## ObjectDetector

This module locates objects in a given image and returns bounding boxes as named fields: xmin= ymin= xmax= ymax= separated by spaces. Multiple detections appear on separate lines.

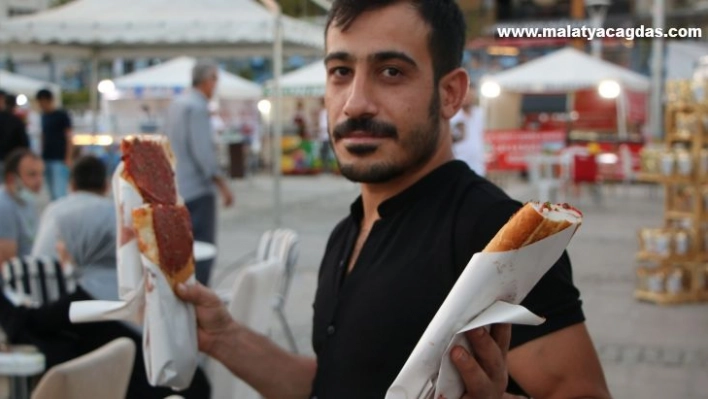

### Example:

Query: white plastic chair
xmin=30 ymin=337 xmax=135 ymax=399
xmin=1 ymin=256 xmax=77 ymax=307
xmin=263 ymin=229 xmax=300 ymax=354
xmin=208 ymin=258 xmax=282 ymax=399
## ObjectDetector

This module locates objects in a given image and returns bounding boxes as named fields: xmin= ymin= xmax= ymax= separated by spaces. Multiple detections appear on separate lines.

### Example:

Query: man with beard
xmin=177 ymin=1 xmax=611 ymax=398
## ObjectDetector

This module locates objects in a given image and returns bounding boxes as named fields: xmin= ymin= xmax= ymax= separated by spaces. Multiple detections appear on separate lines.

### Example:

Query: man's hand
xmin=176 ymin=282 xmax=235 ymax=356
xmin=451 ymin=324 xmax=511 ymax=399
xmin=220 ymin=185 xmax=234 ymax=207
xmin=214 ymin=176 xmax=234 ymax=207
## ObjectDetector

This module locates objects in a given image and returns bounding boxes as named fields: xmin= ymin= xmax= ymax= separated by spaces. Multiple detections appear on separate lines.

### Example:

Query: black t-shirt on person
xmin=310 ymin=160 xmax=585 ymax=398
xmin=41 ymin=109 xmax=72 ymax=161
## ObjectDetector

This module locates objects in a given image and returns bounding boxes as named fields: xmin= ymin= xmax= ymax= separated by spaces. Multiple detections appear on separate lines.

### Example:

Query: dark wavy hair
xmin=325 ymin=0 xmax=467 ymax=83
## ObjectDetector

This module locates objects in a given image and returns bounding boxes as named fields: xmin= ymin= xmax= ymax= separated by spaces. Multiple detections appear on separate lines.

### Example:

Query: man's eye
xmin=329 ymin=67 xmax=351 ymax=77
xmin=382 ymin=68 xmax=402 ymax=78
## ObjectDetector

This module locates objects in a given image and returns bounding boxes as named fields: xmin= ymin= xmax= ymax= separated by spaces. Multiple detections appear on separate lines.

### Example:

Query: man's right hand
xmin=176 ymin=282 xmax=235 ymax=356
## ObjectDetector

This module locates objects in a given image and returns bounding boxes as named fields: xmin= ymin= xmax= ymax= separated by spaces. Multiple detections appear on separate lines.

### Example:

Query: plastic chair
xmin=30 ymin=338 xmax=135 ymax=399
xmin=264 ymin=229 xmax=300 ymax=354
xmin=208 ymin=258 xmax=282 ymax=399
xmin=0 ymin=256 xmax=78 ymax=306
xmin=210 ymin=228 xmax=301 ymax=354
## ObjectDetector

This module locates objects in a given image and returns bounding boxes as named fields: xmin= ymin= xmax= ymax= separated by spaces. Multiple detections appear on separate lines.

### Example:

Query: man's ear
xmin=438 ymin=68 xmax=469 ymax=120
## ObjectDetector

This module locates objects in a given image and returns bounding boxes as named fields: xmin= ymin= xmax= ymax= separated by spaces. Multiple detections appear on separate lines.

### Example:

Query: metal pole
xmin=273 ymin=11 xmax=283 ymax=227
xmin=617 ymin=90 xmax=628 ymax=140
xmin=650 ymin=0 xmax=665 ymax=140
xmin=89 ymin=50 xmax=99 ymax=134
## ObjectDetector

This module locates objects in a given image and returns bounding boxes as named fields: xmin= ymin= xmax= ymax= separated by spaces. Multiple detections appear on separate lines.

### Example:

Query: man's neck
xmin=358 ymin=145 xmax=454 ymax=225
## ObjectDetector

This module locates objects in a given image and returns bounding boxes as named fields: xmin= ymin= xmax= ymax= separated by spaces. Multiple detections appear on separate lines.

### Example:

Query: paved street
xmin=209 ymin=173 xmax=708 ymax=399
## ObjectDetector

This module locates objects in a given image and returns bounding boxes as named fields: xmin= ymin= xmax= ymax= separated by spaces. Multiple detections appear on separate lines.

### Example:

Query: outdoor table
xmin=194 ymin=241 xmax=217 ymax=262
xmin=0 ymin=345 xmax=45 ymax=399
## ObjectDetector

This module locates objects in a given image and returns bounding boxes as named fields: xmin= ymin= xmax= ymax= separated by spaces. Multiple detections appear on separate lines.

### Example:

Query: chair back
xmin=266 ymin=229 xmax=299 ymax=308
xmin=30 ymin=337 xmax=135 ymax=399
xmin=1 ymin=256 xmax=77 ymax=306
xmin=209 ymin=258 xmax=282 ymax=399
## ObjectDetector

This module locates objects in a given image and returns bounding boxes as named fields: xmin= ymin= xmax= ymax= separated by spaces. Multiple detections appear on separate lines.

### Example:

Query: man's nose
xmin=342 ymin=75 xmax=377 ymax=119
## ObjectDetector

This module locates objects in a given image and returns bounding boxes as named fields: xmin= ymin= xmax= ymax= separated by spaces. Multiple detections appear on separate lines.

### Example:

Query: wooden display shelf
xmin=665 ymin=210 xmax=697 ymax=220
xmin=636 ymin=83 xmax=708 ymax=305
xmin=635 ymin=251 xmax=696 ymax=262
xmin=634 ymin=289 xmax=699 ymax=305
xmin=636 ymin=173 xmax=696 ymax=184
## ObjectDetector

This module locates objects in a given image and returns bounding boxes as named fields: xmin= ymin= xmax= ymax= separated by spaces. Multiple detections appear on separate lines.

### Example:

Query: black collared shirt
xmin=311 ymin=161 xmax=584 ymax=398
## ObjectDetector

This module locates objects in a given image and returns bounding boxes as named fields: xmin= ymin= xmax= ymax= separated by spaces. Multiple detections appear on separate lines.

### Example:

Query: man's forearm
xmin=211 ymin=321 xmax=317 ymax=399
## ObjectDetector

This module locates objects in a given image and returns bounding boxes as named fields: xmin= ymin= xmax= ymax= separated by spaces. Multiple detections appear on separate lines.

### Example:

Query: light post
xmin=260 ymin=0 xmax=284 ymax=228
xmin=598 ymin=79 xmax=628 ymax=140
xmin=584 ymin=0 xmax=611 ymax=59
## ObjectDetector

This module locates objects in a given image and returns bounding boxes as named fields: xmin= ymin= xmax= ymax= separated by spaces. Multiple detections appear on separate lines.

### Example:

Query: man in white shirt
xmin=32 ymin=155 xmax=114 ymax=259
xmin=317 ymin=98 xmax=332 ymax=171
xmin=450 ymin=85 xmax=486 ymax=176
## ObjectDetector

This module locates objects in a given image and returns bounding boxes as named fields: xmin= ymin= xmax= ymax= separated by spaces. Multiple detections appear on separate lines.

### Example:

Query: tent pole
xmin=617 ymin=90 xmax=628 ymax=141
xmin=649 ymin=0 xmax=665 ymax=140
xmin=89 ymin=50 xmax=99 ymax=134
xmin=272 ymin=9 xmax=284 ymax=228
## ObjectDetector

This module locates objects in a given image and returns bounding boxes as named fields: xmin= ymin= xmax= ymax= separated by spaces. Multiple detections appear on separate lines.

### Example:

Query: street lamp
xmin=598 ymin=79 xmax=629 ymax=140
xmin=481 ymin=81 xmax=501 ymax=98
xmin=585 ymin=0 xmax=611 ymax=58
xmin=598 ymin=79 xmax=620 ymax=99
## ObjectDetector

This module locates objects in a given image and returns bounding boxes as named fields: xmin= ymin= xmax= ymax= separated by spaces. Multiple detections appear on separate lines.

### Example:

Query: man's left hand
xmin=451 ymin=323 xmax=511 ymax=399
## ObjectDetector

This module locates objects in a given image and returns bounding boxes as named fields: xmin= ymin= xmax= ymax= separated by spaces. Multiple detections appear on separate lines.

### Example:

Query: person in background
xmin=293 ymin=98 xmax=309 ymax=140
xmin=451 ymin=84 xmax=486 ymax=177
xmin=0 ymin=149 xmax=44 ymax=265
xmin=317 ymin=97 xmax=332 ymax=172
xmin=32 ymin=155 xmax=113 ymax=259
xmin=0 ymin=93 xmax=30 ymax=178
xmin=164 ymin=61 xmax=234 ymax=286
xmin=0 ymin=89 xmax=6 ymax=112
xmin=36 ymin=89 xmax=73 ymax=200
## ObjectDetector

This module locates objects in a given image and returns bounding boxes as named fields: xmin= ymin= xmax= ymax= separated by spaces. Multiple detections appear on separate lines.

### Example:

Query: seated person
xmin=32 ymin=155 xmax=113 ymax=259
xmin=0 ymin=149 xmax=44 ymax=265
xmin=0 ymin=198 xmax=211 ymax=398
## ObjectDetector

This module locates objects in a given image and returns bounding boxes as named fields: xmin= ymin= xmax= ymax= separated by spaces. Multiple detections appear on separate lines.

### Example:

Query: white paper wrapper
xmin=386 ymin=224 xmax=579 ymax=399
xmin=69 ymin=161 xmax=198 ymax=391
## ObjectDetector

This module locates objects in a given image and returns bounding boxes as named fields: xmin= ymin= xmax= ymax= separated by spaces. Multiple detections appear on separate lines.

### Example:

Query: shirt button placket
xmin=327 ymin=325 xmax=336 ymax=336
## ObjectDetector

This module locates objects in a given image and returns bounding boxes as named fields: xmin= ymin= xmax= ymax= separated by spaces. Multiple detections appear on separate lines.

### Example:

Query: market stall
xmin=263 ymin=59 xmax=332 ymax=174
xmin=635 ymin=79 xmax=708 ymax=305
xmin=106 ymin=56 xmax=263 ymax=136
xmin=0 ymin=70 xmax=61 ymax=105
xmin=480 ymin=47 xmax=650 ymax=177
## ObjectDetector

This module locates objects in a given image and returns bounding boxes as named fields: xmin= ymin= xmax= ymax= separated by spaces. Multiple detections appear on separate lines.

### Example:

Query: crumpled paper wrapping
xmin=386 ymin=224 xmax=580 ymax=399
xmin=68 ymin=163 xmax=198 ymax=391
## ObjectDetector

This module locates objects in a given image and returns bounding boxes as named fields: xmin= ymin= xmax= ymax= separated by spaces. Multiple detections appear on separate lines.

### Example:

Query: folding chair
xmin=208 ymin=258 xmax=282 ymax=399
xmin=31 ymin=338 xmax=135 ymax=399
xmin=263 ymin=229 xmax=300 ymax=354
xmin=0 ymin=256 xmax=78 ymax=307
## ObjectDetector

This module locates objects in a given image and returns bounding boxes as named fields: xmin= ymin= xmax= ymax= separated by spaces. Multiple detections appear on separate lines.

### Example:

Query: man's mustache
xmin=332 ymin=118 xmax=398 ymax=140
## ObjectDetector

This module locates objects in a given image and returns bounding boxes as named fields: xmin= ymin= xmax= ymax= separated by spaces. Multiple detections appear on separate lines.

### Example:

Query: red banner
xmin=485 ymin=129 xmax=566 ymax=171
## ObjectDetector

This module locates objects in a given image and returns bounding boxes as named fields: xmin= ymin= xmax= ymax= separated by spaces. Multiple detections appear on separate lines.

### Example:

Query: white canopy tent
xmin=0 ymin=0 xmax=323 ymax=59
xmin=105 ymin=57 xmax=263 ymax=136
xmin=265 ymin=60 xmax=325 ymax=97
xmin=113 ymin=56 xmax=262 ymax=100
xmin=481 ymin=47 xmax=650 ymax=139
xmin=484 ymin=47 xmax=650 ymax=93
xmin=0 ymin=0 xmax=326 ymax=227
xmin=0 ymin=69 xmax=61 ymax=103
